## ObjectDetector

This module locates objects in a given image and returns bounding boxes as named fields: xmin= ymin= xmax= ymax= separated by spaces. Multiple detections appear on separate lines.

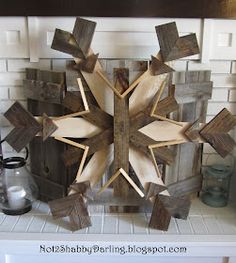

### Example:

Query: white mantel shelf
xmin=1 ymin=198 xmax=236 ymax=262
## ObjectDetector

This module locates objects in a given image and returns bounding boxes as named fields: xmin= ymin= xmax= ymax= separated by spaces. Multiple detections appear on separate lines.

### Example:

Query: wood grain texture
xmin=68 ymin=181 xmax=94 ymax=200
xmin=113 ymin=68 xmax=130 ymax=197
xmin=32 ymin=173 xmax=66 ymax=201
xmin=74 ymin=53 xmax=99 ymax=73
xmin=72 ymin=17 xmax=96 ymax=58
xmin=62 ymin=128 xmax=113 ymax=166
xmin=156 ymin=22 xmax=199 ymax=62
xmin=167 ymin=175 xmax=202 ymax=197
xmin=42 ymin=113 xmax=58 ymax=141
xmin=130 ymin=131 xmax=175 ymax=165
xmin=153 ymin=96 xmax=179 ymax=116
xmin=150 ymin=56 xmax=174 ymax=75
xmin=49 ymin=193 xmax=91 ymax=231
xmin=4 ymin=101 xmax=42 ymax=152
xmin=184 ymin=119 xmax=200 ymax=142
xmin=149 ymin=195 xmax=171 ymax=231
xmin=200 ymin=108 xmax=236 ymax=157
xmin=51 ymin=28 xmax=85 ymax=58
xmin=145 ymin=182 xmax=167 ymax=200
xmin=23 ymin=79 xmax=64 ymax=104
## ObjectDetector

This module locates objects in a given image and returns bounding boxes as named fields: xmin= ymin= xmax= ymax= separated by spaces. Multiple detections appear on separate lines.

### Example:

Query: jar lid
xmin=205 ymin=164 xmax=232 ymax=179
xmin=2 ymin=157 xmax=26 ymax=169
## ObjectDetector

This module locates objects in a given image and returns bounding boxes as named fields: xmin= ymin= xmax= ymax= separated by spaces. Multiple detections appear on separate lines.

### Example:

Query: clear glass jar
xmin=201 ymin=164 xmax=232 ymax=207
xmin=0 ymin=156 xmax=38 ymax=215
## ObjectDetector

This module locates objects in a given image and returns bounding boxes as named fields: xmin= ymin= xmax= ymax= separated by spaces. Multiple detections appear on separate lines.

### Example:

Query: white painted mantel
xmin=1 ymin=17 xmax=236 ymax=263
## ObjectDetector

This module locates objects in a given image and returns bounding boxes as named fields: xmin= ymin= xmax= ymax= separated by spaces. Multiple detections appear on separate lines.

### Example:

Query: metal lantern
xmin=0 ymin=149 xmax=39 ymax=215
xmin=201 ymin=164 xmax=232 ymax=207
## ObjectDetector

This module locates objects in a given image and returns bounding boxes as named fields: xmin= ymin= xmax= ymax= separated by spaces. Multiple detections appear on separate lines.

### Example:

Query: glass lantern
xmin=201 ymin=164 xmax=232 ymax=207
xmin=0 ymin=152 xmax=39 ymax=215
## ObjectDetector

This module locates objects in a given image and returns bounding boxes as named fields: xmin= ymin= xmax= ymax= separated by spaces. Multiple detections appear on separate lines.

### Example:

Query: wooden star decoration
xmin=3 ymin=17 xmax=236 ymax=232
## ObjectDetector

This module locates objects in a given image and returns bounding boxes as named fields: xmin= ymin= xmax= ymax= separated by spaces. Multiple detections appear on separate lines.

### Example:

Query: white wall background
xmin=0 ymin=17 xmax=236 ymax=196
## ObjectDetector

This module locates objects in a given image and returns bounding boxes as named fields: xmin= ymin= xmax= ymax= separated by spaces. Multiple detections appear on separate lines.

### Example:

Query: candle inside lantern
xmin=7 ymin=185 xmax=26 ymax=209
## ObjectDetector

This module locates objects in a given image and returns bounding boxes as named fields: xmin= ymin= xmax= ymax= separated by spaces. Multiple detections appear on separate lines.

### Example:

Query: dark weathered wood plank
xmin=200 ymin=108 xmax=236 ymax=157
xmin=149 ymin=195 xmax=171 ymax=231
xmin=130 ymin=131 xmax=175 ymax=165
xmin=184 ymin=119 xmax=200 ymax=142
xmin=32 ymin=173 xmax=66 ymax=201
xmin=26 ymin=68 xmax=66 ymax=85
xmin=154 ymin=96 xmax=179 ymax=116
xmin=42 ymin=113 xmax=58 ymax=141
xmin=72 ymin=17 xmax=97 ymax=57
xmin=49 ymin=193 xmax=91 ymax=231
xmin=62 ymin=128 xmax=113 ymax=166
xmin=113 ymin=68 xmax=130 ymax=197
xmin=156 ymin=22 xmax=199 ymax=62
xmin=23 ymin=79 xmax=64 ymax=104
xmin=4 ymin=102 xmax=42 ymax=152
xmin=51 ymin=28 xmax=84 ymax=58
xmin=74 ymin=53 xmax=99 ymax=73
xmin=150 ymin=56 xmax=174 ymax=75
xmin=2 ymin=0 xmax=236 ymax=18
xmin=145 ymin=182 xmax=167 ymax=200
xmin=167 ymin=176 xmax=202 ymax=197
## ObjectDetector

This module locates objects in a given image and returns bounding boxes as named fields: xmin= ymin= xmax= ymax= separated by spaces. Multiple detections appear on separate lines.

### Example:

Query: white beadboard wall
xmin=0 ymin=17 xmax=236 ymax=183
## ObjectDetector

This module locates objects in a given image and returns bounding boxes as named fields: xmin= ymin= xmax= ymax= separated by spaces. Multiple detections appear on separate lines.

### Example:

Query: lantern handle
xmin=204 ymin=153 xmax=235 ymax=173
xmin=0 ymin=139 xmax=29 ymax=161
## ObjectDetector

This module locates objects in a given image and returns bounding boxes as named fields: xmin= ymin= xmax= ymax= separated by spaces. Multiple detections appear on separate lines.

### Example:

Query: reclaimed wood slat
xmin=51 ymin=28 xmax=84 ymax=58
xmin=4 ymin=101 xmax=42 ymax=152
xmin=156 ymin=22 xmax=199 ymax=62
xmin=113 ymin=68 xmax=130 ymax=197
xmin=42 ymin=113 xmax=58 ymax=141
xmin=150 ymin=56 xmax=174 ymax=75
xmin=72 ymin=17 xmax=97 ymax=58
xmin=23 ymin=79 xmax=64 ymax=104
xmin=200 ymin=108 xmax=236 ymax=157
xmin=49 ymin=193 xmax=91 ymax=231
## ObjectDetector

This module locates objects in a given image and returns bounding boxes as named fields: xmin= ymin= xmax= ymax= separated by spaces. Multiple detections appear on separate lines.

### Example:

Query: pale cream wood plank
xmin=149 ymin=139 xmax=186 ymax=149
xmin=76 ymin=145 xmax=114 ymax=187
xmin=77 ymin=77 xmax=89 ymax=111
xmin=97 ymin=170 xmax=121 ymax=195
xmin=119 ymin=168 xmax=145 ymax=197
xmin=76 ymin=146 xmax=89 ymax=178
xmin=150 ymin=79 xmax=167 ymax=115
xmin=129 ymin=147 xmax=169 ymax=196
xmin=129 ymin=72 xmax=169 ymax=116
xmin=35 ymin=117 xmax=101 ymax=138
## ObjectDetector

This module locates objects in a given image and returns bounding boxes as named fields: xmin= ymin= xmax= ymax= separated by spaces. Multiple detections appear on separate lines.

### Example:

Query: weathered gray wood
xmin=42 ymin=113 xmax=58 ymax=141
xmin=49 ymin=193 xmax=91 ymax=231
xmin=62 ymin=128 xmax=113 ymax=166
xmin=150 ymin=55 xmax=174 ymax=75
xmin=200 ymin=108 xmax=236 ymax=157
xmin=165 ymin=70 xmax=212 ymax=190
xmin=149 ymin=195 xmax=171 ymax=231
xmin=113 ymin=68 xmax=130 ymax=197
xmin=4 ymin=102 xmax=42 ymax=152
xmin=74 ymin=53 xmax=99 ymax=73
xmin=51 ymin=28 xmax=85 ymax=58
xmin=167 ymin=175 xmax=202 ymax=197
xmin=153 ymin=96 xmax=179 ymax=116
xmin=32 ymin=173 xmax=66 ymax=201
xmin=130 ymin=131 xmax=175 ymax=165
xmin=156 ymin=22 xmax=200 ymax=62
xmin=23 ymin=79 xmax=64 ymax=104
xmin=27 ymin=68 xmax=70 ymax=202
xmin=184 ymin=119 xmax=200 ymax=142
xmin=72 ymin=17 xmax=96 ymax=57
